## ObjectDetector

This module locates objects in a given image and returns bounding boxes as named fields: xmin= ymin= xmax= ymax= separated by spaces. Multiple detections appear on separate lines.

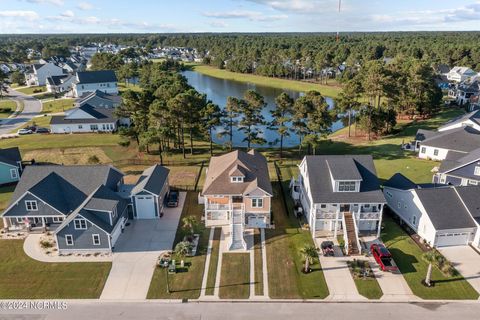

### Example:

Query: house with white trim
xmin=291 ymin=155 xmax=386 ymax=255
xmin=25 ymin=63 xmax=64 ymax=86
xmin=447 ymin=67 xmax=477 ymax=83
xmin=72 ymin=70 xmax=118 ymax=98
xmin=0 ymin=147 xmax=22 ymax=185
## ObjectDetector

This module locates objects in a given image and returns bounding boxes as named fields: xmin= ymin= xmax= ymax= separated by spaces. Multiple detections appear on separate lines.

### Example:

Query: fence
xmin=273 ymin=160 xmax=291 ymax=217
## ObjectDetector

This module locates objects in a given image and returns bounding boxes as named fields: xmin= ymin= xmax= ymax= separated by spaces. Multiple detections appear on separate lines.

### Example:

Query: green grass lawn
xmin=15 ymin=86 xmax=46 ymax=95
xmin=118 ymin=82 xmax=143 ymax=93
xmin=266 ymin=175 xmax=329 ymax=299
xmin=0 ymin=133 xmax=122 ymax=150
xmin=205 ymin=227 xmax=221 ymax=295
xmin=42 ymin=99 xmax=75 ymax=114
xmin=219 ymin=253 xmax=250 ymax=299
xmin=0 ymin=185 xmax=15 ymax=211
xmin=353 ymin=277 xmax=383 ymax=300
xmin=0 ymin=100 xmax=17 ymax=117
xmin=0 ymin=240 xmax=111 ymax=299
xmin=190 ymin=64 xmax=342 ymax=98
xmin=147 ymin=192 xmax=209 ymax=299
xmin=382 ymin=217 xmax=479 ymax=300
xmin=254 ymin=230 xmax=264 ymax=296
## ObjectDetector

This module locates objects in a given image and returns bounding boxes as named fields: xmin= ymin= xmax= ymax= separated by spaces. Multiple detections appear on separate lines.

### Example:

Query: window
xmin=16 ymin=217 xmax=24 ymax=223
xmin=475 ymin=166 xmax=480 ymax=176
xmin=338 ymin=181 xmax=356 ymax=192
xmin=90 ymin=124 xmax=98 ymax=131
xmin=320 ymin=204 xmax=327 ymax=209
xmin=440 ymin=175 xmax=446 ymax=184
xmin=421 ymin=147 xmax=426 ymax=154
xmin=412 ymin=216 xmax=417 ymax=225
xmin=74 ymin=219 xmax=87 ymax=230
xmin=469 ymin=180 xmax=478 ymax=186
xmin=92 ymin=234 xmax=101 ymax=245
xmin=10 ymin=169 xmax=18 ymax=179
xmin=65 ymin=235 xmax=74 ymax=246
xmin=397 ymin=201 xmax=401 ymax=209
xmin=433 ymin=149 xmax=439 ymax=156
xmin=102 ymin=124 xmax=106 ymax=130
xmin=25 ymin=200 xmax=38 ymax=211
xmin=52 ymin=217 xmax=63 ymax=223
xmin=78 ymin=125 xmax=83 ymax=129
xmin=386 ymin=191 xmax=393 ymax=198
xmin=231 ymin=176 xmax=243 ymax=183
xmin=251 ymin=198 xmax=263 ymax=208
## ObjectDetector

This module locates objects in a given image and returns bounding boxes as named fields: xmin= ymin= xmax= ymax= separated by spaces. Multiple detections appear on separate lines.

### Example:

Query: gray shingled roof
xmin=438 ymin=148 xmax=480 ymax=173
xmin=84 ymin=185 xmax=123 ymax=212
xmin=415 ymin=129 xmax=436 ymax=141
xmin=132 ymin=165 xmax=169 ymax=196
xmin=383 ymin=173 xmax=440 ymax=190
xmin=326 ymin=158 xmax=363 ymax=181
xmin=455 ymin=186 xmax=480 ymax=224
xmin=50 ymin=105 xmax=116 ymax=125
xmin=303 ymin=155 xmax=385 ymax=204
xmin=0 ymin=147 xmax=21 ymax=167
xmin=76 ymin=70 xmax=117 ymax=84
xmin=414 ymin=187 xmax=477 ymax=230
xmin=421 ymin=126 xmax=480 ymax=153
xmin=202 ymin=150 xmax=273 ymax=196
xmin=438 ymin=110 xmax=480 ymax=131
xmin=46 ymin=75 xmax=69 ymax=86
xmin=78 ymin=90 xmax=122 ymax=106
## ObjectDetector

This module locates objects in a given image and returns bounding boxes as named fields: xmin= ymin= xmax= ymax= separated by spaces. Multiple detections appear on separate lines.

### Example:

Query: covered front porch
xmin=2 ymin=216 xmax=64 ymax=233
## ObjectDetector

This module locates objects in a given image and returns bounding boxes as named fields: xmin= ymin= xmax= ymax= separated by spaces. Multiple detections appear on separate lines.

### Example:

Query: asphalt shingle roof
xmin=132 ymin=165 xmax=169 ymax=196
xmin=415 ymin=129 xmax=436 ymax=141
xmin=0 ymin=147 xmax=21 ymax=167
xmin=421 ymin=126 xmax=480 ymax=153
xmin=438 ymin=148 xmax=480 ymax=173
xmin=303 ymin=155 xmax=385 ymax=204
xmin=76 ymin=70 xmax=117 ymax=84
xmin=438 ymin=110 xmax=480 ymax=131
xmin=50 ymin=105 xmax=116 ymax=125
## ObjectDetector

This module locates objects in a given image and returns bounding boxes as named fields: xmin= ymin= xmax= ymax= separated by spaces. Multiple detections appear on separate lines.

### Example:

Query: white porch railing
xmin=352 ymin=215 xmax=362 ymax=254
xmin=205 ymin=203 xmax=231 ymax=211
xmin=342 ymin=213 xmax=349 ymax=255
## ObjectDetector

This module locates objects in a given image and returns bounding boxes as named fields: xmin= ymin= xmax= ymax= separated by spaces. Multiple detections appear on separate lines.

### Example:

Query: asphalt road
xmin=0 ymin=88 xmax=42 ymax=135
xmin=0 ymin=301 xmax=479 ymax=320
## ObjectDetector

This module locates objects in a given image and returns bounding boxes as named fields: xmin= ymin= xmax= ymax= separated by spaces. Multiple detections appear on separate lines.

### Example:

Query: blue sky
xmin=0 ymin=0 xmax=479 ymax=33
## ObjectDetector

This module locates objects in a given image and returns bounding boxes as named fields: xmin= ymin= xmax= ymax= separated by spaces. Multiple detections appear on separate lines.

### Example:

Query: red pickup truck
xmin=370 ymin=243 xmax=398 ymax=272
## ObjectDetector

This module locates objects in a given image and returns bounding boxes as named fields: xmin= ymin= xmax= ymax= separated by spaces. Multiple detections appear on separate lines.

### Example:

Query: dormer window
xmin=25 ymin=200 xmax=38 ymax=211
xmin=338 ymin=181 xmax=356 ymax=192
xmin=231 ymin=176 xmax=244 ymax=183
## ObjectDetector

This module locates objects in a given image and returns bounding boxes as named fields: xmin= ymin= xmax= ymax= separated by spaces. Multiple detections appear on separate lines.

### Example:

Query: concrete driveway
xmin=100 ymin=192 xmax=185 ymax=300
xmin=0 ymin=88 xmax=42 ymax=135
xmin=439 ymin=246 xmax=480 ymax=294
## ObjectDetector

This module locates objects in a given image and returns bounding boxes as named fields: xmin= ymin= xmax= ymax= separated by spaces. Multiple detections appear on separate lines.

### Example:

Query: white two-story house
xmin=72 ymin=70 xmax=118 ymax=98
xmin=291 ymin=155 xmax=386 ymax=255
xmin=26 ymin=63 xmax=64 ymax=86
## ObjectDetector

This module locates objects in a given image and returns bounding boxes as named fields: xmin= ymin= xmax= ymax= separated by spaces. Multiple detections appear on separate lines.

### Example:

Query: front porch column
xmin=333 ymin=209 xmax=339 ymax=238
xmin=42 ymin=217 xmax=45 ymax=228
xmin=2 ymin=217 xmax=8 ymax=229
xmin=377 ymin=204 xmax=384 ymax=238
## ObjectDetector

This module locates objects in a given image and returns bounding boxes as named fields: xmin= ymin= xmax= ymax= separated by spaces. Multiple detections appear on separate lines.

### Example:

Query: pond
xmin=182 ymin=70 xmax=343 ymax=148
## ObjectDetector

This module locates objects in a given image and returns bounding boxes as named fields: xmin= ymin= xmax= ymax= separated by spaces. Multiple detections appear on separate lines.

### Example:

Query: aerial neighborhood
xmin=1 ymin=31 xmax=480 ymax=311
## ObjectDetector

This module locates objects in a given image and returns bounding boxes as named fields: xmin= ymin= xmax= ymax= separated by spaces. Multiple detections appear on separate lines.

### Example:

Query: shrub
xmin=40 ymin=240 xmax=53 ymax=249
xmin=118 ymin=139 xmax=130 ymax=147
xmin=88 ymin=155 xmax=100 ymax=164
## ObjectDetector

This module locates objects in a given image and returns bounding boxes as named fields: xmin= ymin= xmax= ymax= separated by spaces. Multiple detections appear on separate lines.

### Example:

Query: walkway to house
xmin=100 ymin=192 xmax=185 ymax=300
xmin=315 ymin=237 xmax=365 ymax=301
xmin=23 ymin=233 xmax=113 ymax=262
xmin=439 ymin=246 xmax=480 ymax=297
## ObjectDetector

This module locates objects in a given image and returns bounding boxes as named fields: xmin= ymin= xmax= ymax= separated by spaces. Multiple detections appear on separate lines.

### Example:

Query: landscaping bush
xmin=0 ymin=108 xmax=12 ymax=113
xmin=40 ymin=240 xmax=53 ymax=249
xmin=88 ymin=155 xmax=100 ymax=164
xmin=422 ymin=250 xmax=457 ymax=277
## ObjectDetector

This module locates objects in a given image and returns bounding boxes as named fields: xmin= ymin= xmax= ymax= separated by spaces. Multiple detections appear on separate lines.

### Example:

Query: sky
xmin=0 ymin=0 xmax=479 ymax=34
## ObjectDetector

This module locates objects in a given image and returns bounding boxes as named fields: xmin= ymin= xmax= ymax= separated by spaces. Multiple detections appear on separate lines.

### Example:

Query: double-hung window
xmin=65 ymin=235 xmax=74 ymax=246
xmin=92 ymin=234 xmax=101 ymax=245
xmin=338 ymin=181 xmax=356 ymax=192
xmin=74 ymin=219 xmax=87 ymax=230
xmin=25 ymin=200 xmax=38 ymax=211
xmin=10 ymin=169 xmax=18 ymax=179
xmin=251 ymin=198 xmax=263 ymax=208
xmin=475 ymin=166 xmax=480 ymax=176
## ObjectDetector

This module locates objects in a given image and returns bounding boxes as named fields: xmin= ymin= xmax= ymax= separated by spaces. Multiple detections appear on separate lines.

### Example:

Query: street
xmin=0 ymin=301 xmax=480 ymax=320
xmin=0 ymin=88 xmax=42 ymax=135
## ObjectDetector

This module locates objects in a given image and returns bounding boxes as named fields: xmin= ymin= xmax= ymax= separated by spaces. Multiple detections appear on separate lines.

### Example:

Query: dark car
xmin=321 ymin=241 xmax=335 ymax=257
xmin=25 ymin=125 xmax=37 ymax=133
xmin=166 ymin=190 xmax=179 ymax=208
xmin=35 ymin=127 xmax=50 ymax=134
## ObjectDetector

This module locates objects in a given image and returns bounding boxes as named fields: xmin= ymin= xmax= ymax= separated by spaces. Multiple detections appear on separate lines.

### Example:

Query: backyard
xmin=15 ymin=86 xmax=46 ymax=95
xmin=41 ymin=98 xmax=75 ymax=114
xmin=381 ymin=216 xmax=479 ymax=300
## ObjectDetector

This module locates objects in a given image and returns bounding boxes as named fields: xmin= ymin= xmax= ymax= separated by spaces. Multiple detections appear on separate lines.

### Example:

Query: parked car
xmin=370 ymin=243 xmax=398 ymax=272
xmin=35 ymin=127 xmax=50 ymax=134
xmin=25 ymin=125 xmax=37 ymax=132
xmin=17 ymin=128 xmax=33 ymax=135
xmin=166 ymin=190 xmax=179 ymax=207
xmin=321 ymin=241 xmax=335 ymax=256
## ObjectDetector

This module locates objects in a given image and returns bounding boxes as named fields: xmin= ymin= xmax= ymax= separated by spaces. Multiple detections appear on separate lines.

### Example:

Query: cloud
xmin=203 ymin=10 xmax=287 ymax=21
xmin=0 ymin=10 xmax=39 ymax=20
xmin=209 ymin=20 xmax=229 ymax=28
xmin=26 ymin=0 xmax=64 ymax=5
xmin=244 ymin=0 xmax=338 ymax=14
xmin=77 ymin=2 xmax=94 ymax=10
xmin=60 ymin=10 xmax=75 ymax=18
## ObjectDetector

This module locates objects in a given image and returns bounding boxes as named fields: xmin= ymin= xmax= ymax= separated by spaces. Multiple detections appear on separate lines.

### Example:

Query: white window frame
xmin=78 ymin=125 xmax=83 ymax=129
xmin=25 ymin=200 xmax=38 ymax=211
xmin=10 ymin=168 xmax=18 ymax=179
xmin=52 ymin=217 xmax=63 ymax=223
xmin=421 ymin=147 xmax=426 ymax=154
xmin=338 ymin=181 xmax=356 ymax=192
xmin=475 ymin=166 xmax=480 ymax=176
xmin=74 ymin=219 xmax=87 ymax=230
xmin=16 ymin=217 xmax=24 ymax=223
xmin=412 ymin=215 xmax=417 ymax=225
xmin=92 ymin=234 xmax=101 ymax=246
xmin=231 ymin=176 xmax=244 ymax=183
xmin=251 ymin=198 xmax=264 ymax=208
xmin=65 ymin=235 xmax=74 ymax=246
xmin=433 ymin=149 xmax=439 ymax=156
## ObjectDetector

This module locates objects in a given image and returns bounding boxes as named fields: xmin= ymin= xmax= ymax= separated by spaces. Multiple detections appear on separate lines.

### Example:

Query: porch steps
xmin=344 ymin=212 xmax=359 ymax=255
xmin=230 ymin=210 xmax=246 ymax=251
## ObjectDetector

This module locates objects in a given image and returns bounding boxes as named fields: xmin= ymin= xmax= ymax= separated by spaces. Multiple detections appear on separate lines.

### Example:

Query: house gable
xmin=2 ymin=192 xmax=64 ymax=217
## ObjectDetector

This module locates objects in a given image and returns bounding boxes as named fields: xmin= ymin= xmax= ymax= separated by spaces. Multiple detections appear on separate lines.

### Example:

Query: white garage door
xmin=435 ymin=232 xmax=471 ymax=247
xmin=135 ymin=196 xmax=157 ymax=219
xmin=249 ymin=215 xmax=266 ymax=228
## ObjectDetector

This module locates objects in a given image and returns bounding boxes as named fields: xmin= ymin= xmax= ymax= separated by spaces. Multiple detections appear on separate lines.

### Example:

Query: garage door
xmin=435 ymin=232 xmax=471 ymax=247
xmin=249 ymin=215 xmax=266 ymax=228
xmin=135 ymin=196 xmax=157 ymax=219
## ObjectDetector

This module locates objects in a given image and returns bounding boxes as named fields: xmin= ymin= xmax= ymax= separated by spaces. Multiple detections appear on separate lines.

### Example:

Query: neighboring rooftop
xmin=415 ymin=129 xmax=436 ymax=142
xmin=421 ymin=126 xmax=480 ymax=153
xmin=383 ymin=173 xmax=441 ymax=190
xmin=132 ymin=164 xmax=169 ymax=196
xmin=438 ymin=110 xmax=480 ymax=131
xmin=50 ymin=105 xmax=116 ymax=125
xmin=76 ymin=70 xmax=117 ymax=84
xmin=438 ymin=148 xmax=480 ymax=173
xmin=0 ymin=147 xmax=21 ymax=167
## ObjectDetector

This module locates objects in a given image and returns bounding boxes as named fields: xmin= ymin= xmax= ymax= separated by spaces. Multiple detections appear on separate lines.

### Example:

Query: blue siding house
xmin=0 ymin=147 xmax=22 ymax=185
xmin=434 ymin=148 xmax=480 ymax=186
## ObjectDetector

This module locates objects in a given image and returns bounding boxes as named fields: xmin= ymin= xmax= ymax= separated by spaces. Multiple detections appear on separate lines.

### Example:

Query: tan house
xmin=201 ymin=150 xmax=273 ymax=250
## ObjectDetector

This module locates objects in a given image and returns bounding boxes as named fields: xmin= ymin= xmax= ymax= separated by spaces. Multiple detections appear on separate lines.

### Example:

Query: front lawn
xmin=147 ymin=191 xmax=209 ymax=299
xmin=254 ymin=230 xmax=264 ymax=295
xmin=0 ymin=100 xmax=17 ymax=117
xmin=0 ymin=185 xmax=15 ymax=211
xmin=42 ymin=99 xmax=75 ymax=114
xmin=15 ymin=86 xmax=46 ymax=95
xmin=205 ymin=227 xmax=221 ymax=295
xmin=347 ymin=260 xmax=383 ymax=300
xmin=382 ymin=217 xmax=479 ymax=300
xmin=0 ymin=240 xmax=111 ymax=299
xmin=0 ymin=133 xmax=122 ymax=150
xmin=219 ymin=253 xmax=250 ymax=299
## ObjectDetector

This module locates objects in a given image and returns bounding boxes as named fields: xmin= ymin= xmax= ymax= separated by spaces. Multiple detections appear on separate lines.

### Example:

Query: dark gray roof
xmin=50 ymin=106 xmax=116 ymax=125
xmin=46 ymin=75 xmax=69 ymax=86
xmin=304 ymin=155 xmax=385 ymax=203
xmin=421 ymin=126 xmax=480 ymax=153
xmin=78 ymin=90 xmax=122 ymax=107
xmin=76 ymin=70 xmax=117 ymax=84
xmin=438 ymin=148 xmax=480 ymax=173
xmin=383 ymin=173 xmax=442 ymax=190
xmin=132 ymin=165 xmax=169 ymax=196
xmin=415 ymin=129 xmax=436 ymax=141
xmin=438 ymin=110 xmax=480 ymax=131
xmin=0 ymin=147 xmax=21 ymax=167
xmin=455 ymin=186 xmax=480 ymax=224
xmin=326 ymin=157 xmax=363 ymax=181
xmin=84 ymin=185 xmax=123 ymax=212
xmin=415 ymin=187 xmax=477 ymax=230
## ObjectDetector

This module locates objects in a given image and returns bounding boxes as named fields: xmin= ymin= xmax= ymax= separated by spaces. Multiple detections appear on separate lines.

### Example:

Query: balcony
xmin=315 ymin=211 xmax=338 ymax=220
xmin=358 ymin=212 xmax=381 ymax=220
xmin=206 ymin=203 xmax=231 ymax=211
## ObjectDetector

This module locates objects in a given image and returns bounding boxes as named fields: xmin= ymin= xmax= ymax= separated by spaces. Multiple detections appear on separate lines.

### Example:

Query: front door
xmin=340 ymin=204 xmax=350 ymax=212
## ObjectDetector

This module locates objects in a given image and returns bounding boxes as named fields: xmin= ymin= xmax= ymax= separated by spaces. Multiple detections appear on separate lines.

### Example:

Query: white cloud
xmin=77 ymin=2 xmax=94 ymax=11
xmin=60 ymin=10 xmax=75 ymax=18
xmin=209 ymin=20 xmax=229 ymax=28
xmin=245 ymin=0 xmax=338 ymax=14
xmin=203 ymin=10 xmax=287 ymax=21
xmin=0 ymin=10 xmax=39 ymax=20
xmin=26 ymin=0 xmax=64 ymax=5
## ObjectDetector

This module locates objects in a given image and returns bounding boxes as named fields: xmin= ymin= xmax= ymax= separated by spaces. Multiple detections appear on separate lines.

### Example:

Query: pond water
xmin=182 ymin=70 xmax=343 ymax=147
